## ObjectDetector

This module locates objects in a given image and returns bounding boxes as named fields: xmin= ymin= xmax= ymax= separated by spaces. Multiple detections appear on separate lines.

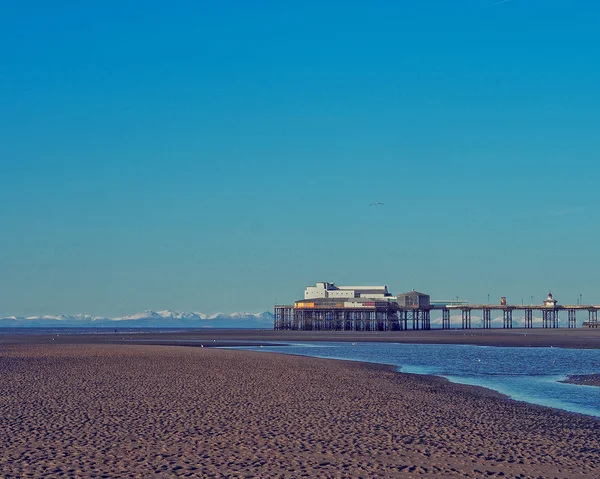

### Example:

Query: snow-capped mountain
xmin=0 ymin=310 xmax=274 ymax=328
xmin=114 ymin=310 xmax=209 ymax=321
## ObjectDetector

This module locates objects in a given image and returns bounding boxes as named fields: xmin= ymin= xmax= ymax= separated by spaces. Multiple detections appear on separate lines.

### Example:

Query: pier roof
xmin=398 ymin=290 xmax=429 ymax=296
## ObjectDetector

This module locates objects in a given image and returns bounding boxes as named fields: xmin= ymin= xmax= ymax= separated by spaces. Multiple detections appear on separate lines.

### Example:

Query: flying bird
xmin=370 ymin=202 xmax=384 ymax=207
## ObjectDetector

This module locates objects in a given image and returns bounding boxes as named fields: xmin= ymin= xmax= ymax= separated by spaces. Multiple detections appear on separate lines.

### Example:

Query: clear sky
xmin=1 ymin=0 xmax=599 ymax=316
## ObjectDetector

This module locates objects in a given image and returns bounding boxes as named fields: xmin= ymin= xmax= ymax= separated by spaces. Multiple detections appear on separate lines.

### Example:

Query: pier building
xmin=274 ymin=283 xmax=600 ymax=331
xmin=304 ymin=282 xmax=392 ymax=300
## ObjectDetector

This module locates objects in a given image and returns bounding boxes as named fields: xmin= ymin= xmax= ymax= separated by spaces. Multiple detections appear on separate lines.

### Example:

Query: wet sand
xmin=1 ymin=342 xmax=600 ymax=478
xmin=561 ymin=374 xmax=600 ymax=387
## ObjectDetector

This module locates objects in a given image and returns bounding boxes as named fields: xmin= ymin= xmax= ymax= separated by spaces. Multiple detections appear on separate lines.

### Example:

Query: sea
xmin=229 ymin=341 xmax=600 ymax=418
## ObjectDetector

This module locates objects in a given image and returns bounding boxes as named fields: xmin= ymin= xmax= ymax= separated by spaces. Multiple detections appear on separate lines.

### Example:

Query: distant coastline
xmin=4 ymin=328 xmax=600 ymax=349
xmin=0 ymin=310 xmax=274 ymax=329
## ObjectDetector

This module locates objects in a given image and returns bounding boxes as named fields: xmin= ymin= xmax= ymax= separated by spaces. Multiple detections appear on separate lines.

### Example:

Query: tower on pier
xmin=543 ymin=292 xmax=557 ymax=307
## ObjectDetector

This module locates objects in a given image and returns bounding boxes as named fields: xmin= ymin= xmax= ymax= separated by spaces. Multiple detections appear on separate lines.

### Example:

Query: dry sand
xmin=1 ymin=343 xmax=600 ymax=478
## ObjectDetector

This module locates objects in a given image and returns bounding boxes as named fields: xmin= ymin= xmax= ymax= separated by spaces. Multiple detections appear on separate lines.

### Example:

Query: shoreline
xmin=221 ymin=344 xmax=600 ymax=420
xmin=4 ymin=327 xmax=600 ymax=349
xmin=1 ymin=343 xmax=599 ymax=478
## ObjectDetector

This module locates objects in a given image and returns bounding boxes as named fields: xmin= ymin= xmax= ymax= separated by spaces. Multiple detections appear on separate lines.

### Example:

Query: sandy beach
xmin=1 ymin=341 xmax=600 ymax=478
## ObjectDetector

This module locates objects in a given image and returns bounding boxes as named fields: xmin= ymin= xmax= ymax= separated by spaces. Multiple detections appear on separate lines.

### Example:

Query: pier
xmin=274 ymin=303 xmax=600 ymax=331
xmin=274 ymin=286 xmax=600 ymax=331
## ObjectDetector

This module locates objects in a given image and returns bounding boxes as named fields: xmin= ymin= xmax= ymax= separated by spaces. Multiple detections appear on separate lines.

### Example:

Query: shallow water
xmin=231 ymin=342 xmax=600 ymax=418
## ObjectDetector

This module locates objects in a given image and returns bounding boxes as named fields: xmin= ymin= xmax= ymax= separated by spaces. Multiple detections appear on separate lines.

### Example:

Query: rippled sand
xmin=1 ymin=344 xmax=599 ymax=478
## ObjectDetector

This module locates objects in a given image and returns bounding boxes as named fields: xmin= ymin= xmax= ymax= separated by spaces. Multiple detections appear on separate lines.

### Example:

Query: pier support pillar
xmin=344 ymin=311 xmax=352 ymax=331
xmin=503 ymin=309 xmax=513 ymax=329
xmin=274 ymin=306 xmax=287 ymax=330
xmin=461 ymin=309 xmax=471 ymax=329
xmin=589 ymin=310 xmax=598 ymax=328
xmin=424 ymin=310 xmax=431 ymax=330
xmin=568 ymin=309 xmax=576 ymax=328
xmin=376 ymin=311 xmax=387 ymax=331
xmin=302 ymin=309 xmax=311 ymax=330
xmin=524 ymin=309 xmax=533 ymax=328
xmin=542 ymin=309 xmax=559 ymax=328
xmin=361 ymin=311 xmax=369 ymax=331
xmin=482 ymin=309 xmax=491 ymax=329
xmin=442 ymin=309 xmax=451 ymax=330
xmin=293 ymin=309 xmax=302 ymax=330
xmin=285 ymin=307 xmax=294 ymax=330
xmin=412 ymin=310 xmax=420 ymax=330
xmin=388 ymin=311 xmax=400 ymax=331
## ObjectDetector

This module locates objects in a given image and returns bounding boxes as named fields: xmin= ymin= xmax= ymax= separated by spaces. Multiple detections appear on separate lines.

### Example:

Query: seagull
xmin=370 ymin=202 xmax=384 ymax=207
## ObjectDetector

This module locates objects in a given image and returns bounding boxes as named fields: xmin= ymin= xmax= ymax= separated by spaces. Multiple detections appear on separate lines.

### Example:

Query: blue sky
xmin=1 ymin=0 xmax=599 ymax=316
